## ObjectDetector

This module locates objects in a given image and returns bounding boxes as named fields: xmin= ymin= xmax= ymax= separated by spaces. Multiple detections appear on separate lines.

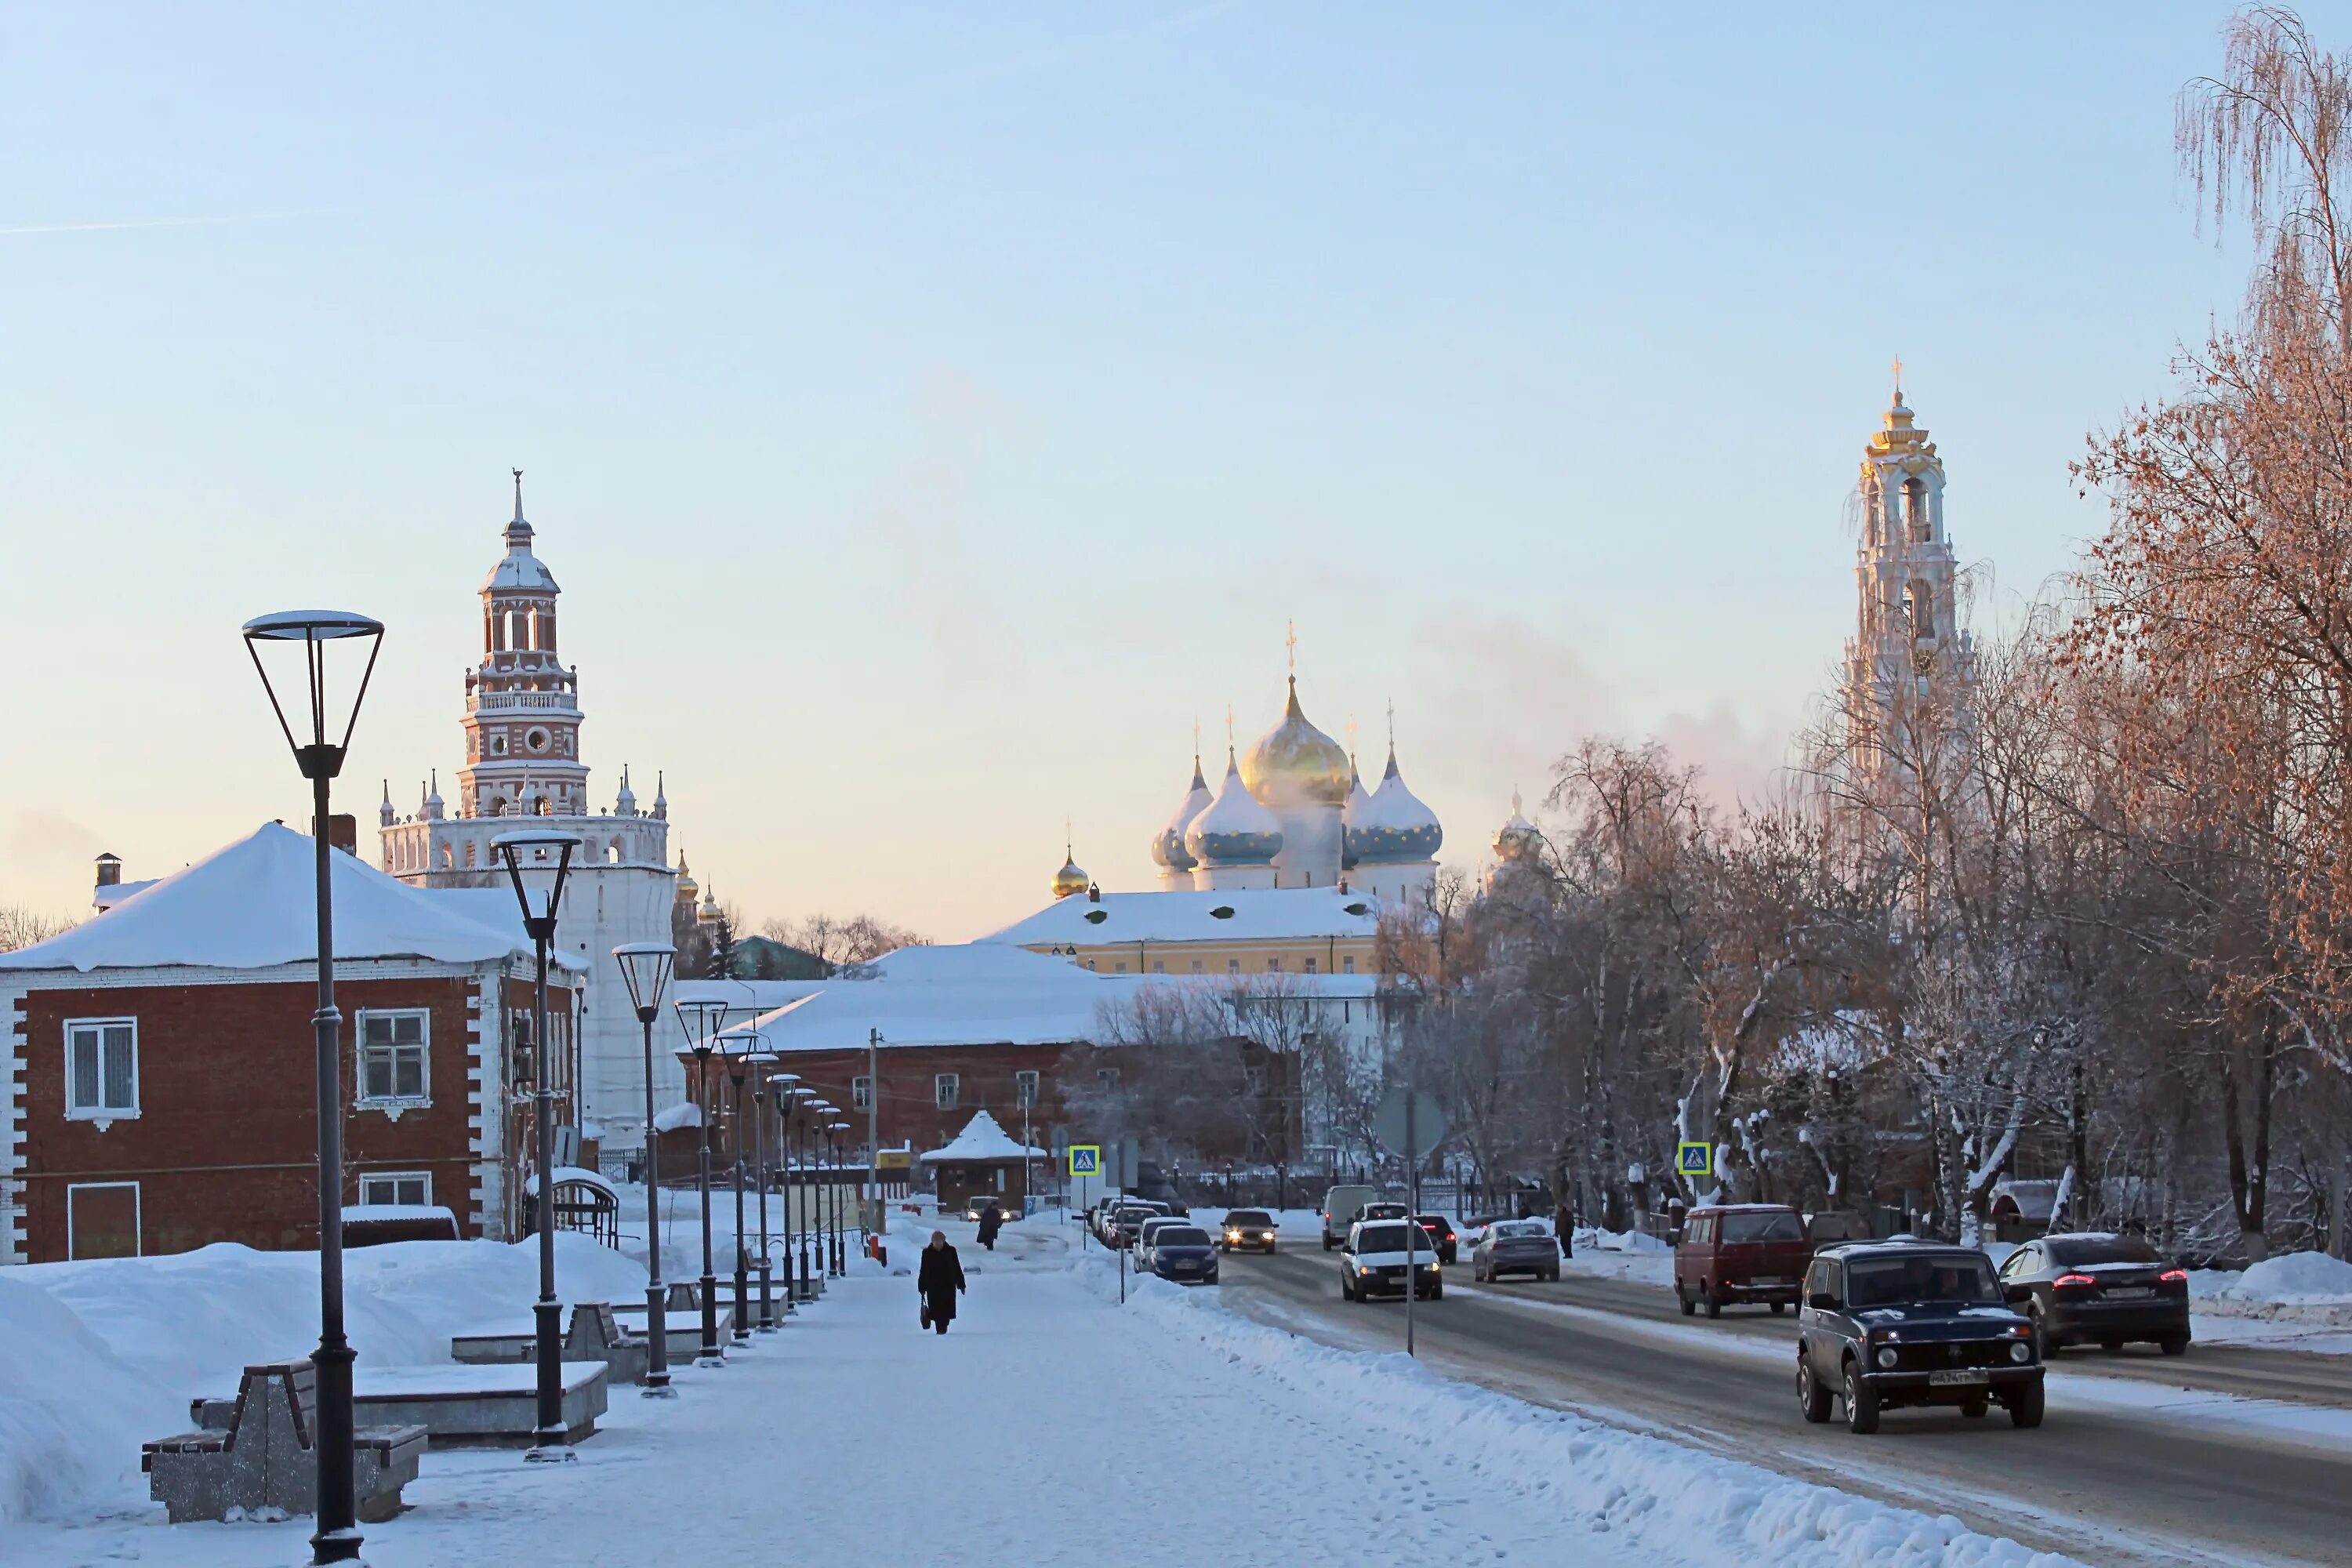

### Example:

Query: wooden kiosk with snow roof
xmin=920 ymin=1111 xmax=1049 ymax=1213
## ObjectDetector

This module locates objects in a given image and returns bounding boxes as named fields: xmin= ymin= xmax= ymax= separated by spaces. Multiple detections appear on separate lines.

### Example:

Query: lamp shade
xmin=492 ymin=829 xmax=583 ymax=932
xmin=241 ymin=610 xmax=386 ymax=780
xmin=612 ymin=942 xmax=677 ymax=1018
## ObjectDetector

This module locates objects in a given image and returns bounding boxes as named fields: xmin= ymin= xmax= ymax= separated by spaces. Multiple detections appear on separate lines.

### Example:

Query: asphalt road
xmin=1213 ymin=1245 xmax=2352 ymax=1568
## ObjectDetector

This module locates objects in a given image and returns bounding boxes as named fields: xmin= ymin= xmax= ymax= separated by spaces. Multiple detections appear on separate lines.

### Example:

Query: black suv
xmin=1795 ymin=1241 xmax=2044 ymax=1434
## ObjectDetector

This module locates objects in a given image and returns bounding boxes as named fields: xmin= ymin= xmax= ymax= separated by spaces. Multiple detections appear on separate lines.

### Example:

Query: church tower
xmin=459 ymin=472 xmax=589 ymax=819
xmin=1841 ymin=372 xmax=1975 ymax=779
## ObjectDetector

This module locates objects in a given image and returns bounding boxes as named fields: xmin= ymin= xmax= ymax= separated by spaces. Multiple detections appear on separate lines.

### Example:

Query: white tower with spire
xmin=380 ymin=474 xmax=679 ymax=1171
xmin=1841 ymin=368 xmax=1976 ymax=781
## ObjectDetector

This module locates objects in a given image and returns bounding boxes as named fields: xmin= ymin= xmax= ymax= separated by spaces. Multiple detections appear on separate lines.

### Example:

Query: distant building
xmin=2 ymin=824 xmax=580 ymax=1265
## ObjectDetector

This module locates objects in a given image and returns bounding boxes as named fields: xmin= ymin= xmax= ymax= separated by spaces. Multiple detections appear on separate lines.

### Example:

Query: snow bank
xmin=0 ymin=1235 xmax=647 ymax=1526
xmin=2193 ymin=1250 xmax=2352 ymax=1326
xmin=1081 ymin=1254 xmax=2082 ymax=1568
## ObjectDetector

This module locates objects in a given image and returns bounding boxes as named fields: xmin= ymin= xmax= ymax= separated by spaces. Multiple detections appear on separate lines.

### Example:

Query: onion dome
xmin=1185 ymin=750 xmax=1284 ymax=866
xmin=1242 ymin=677 xmax=1350 ymax=808
xmin=481 ymin=470 xmax=561 ymax=592
xmin=674 ymin=852 xmax=699 ymax=907
xmin=698 ymin=886 xmax=720 ymax=926
xmin=1350 ymin=745 xmax=1444 ymax=864
xmin=1494 ymin=789 xmax=1543 ymax=864
xmin=1341 ymin=753 xmax=1373 ymax=871
xmin=1151 ymin=754 xmax=1214 ymax=873
xmin=1051 ymin=835 xmax=1091 ymax=900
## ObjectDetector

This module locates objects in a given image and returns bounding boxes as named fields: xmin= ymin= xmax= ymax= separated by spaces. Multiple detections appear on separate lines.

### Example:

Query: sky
xmin=0 ymin=4 xmax=2325 ymax=941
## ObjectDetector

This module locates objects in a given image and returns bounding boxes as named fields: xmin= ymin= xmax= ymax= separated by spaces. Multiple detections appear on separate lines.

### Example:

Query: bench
xmin=144 ymin=1358 xmax=425 ymax=1525
xmin=192 ymin=1361 xmax=609 ymax=1450
xmin=451 ymin=1301 xmax=651 ymax=1385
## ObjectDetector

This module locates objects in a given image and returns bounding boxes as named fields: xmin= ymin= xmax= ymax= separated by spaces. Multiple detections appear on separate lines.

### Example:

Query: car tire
xmin=2100 ymin=1337 xmax=2123 ymax=1353
xmin=1798 ymin=1359 xmax=1832 ymax=1424
xmin=1544 ymin=1268 xmax=1559 ymax=1283
xmin=2032 ymin=1305 xmax=2062 ymax=1359
xmin=1430 ymin=1282 xmax=1443 ymax=1301
xmin=1704 ymin=1287 xmax=1722 ymax=1320
xmin=1321 ymin=1237 xmax=1334 ymax=1251
xmin=2009 ymin=1380 xmax=2045 ymax=1428
xmin=1769 ymin=1301 xmax=1785 ymax=1316
xmin=1340 ymin=1275 xmax=1353 ymax=1301
xmin=1843 ymin=1360 xmax=1879 ymax=1435
xmin=1677 ymin=1285 xmax=1696 ymax=1318
xmin=1961 ymin=1397 xmax=1989 ymax=1419
xmin=2158 ymin=1334 xmax=2188 ymax=1356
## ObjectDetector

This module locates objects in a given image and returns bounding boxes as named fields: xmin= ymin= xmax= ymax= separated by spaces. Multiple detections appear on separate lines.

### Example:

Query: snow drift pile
xmin=0 ymin=1236 xmax=646 ymax=1526
xmin=2192 ymin=1249 xmax=2352 ymax=1326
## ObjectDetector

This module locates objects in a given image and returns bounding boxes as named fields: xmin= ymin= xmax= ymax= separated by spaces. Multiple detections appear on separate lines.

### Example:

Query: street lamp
xmin=767 ymin=1072 xmax=800 ymax=1318
xmin=792 ymin=1087 xmax=820 ymax=1298
xmin=674 ymin=999 xmax=733 ymax=1366
xmin=829 ymin=1121 xmax=853 ymax=1274
xmin=809 ymin=1101 xmax=837 ymax=1280
xmin=492 ymin=828 xmax=583 ymax=1461
xmin=721 ymin=1043 xmax=754 ymax=1343
xmin=241 ymin=608 xmax=383 ymax=1566
xmin=612 ymin=942 xmax=676 ymax=1396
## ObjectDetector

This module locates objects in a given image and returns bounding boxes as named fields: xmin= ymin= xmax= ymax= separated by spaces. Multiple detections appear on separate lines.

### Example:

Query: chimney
xmin=95 ymin=852 xmax=122 ymax=888
xmin=1087 ymin=883 xmax=1101 ymax=903
xmin=314 ymin=814 xmax=359 ymax=855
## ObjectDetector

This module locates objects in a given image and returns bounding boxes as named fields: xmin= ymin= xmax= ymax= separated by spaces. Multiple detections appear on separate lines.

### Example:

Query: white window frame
xmin=1015 ymin=1070 xmax=1040 ymax=1109
xmin=358 ymin=1171 xmax=433 ymax=1209
xmin=935 ymin=1073 xmax=960 ymax=1111
xmin=356 ymin=1008 xmax=431 ymax=1114
xmin=851 ymin=1076 xmax=873 ymax=1111
xmin=63 ymin=1017 xmax=140 ymax=1123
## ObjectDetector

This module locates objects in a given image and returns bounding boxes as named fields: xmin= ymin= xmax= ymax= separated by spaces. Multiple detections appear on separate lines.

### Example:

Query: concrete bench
xmin=194 ymin=1361 xmax=608 ymax=1450
xmin=451 ymin=1301 xmax=651 ymax=1385
xmin=146 ymin=1358 xmax=425 ymax=1524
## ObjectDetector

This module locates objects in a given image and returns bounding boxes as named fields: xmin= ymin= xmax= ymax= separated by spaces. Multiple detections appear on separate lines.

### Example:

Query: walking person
xmin=976 ymin=1198 xmax=1004 ymax=1252
xmin=919 ymin=1229 xmax=966 ymax=1336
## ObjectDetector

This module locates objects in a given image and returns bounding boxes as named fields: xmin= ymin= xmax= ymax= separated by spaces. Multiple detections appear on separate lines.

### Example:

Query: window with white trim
xmin=64 ymin=1018 xmax=138 ymax=1120
xmin=851 ymin=1076 xmax=872 ymax=1111
xmin=358 ymin=1011 xmax=430 ymax=1109
xmin=1015 ymin=1070 xmax=1040 ymax=1108
xmin=1342 ymin=955 xmax=1356 ymax=975
xmin=359 ymin=1171 xmax=432 ymax=1208
xmin=935 ymin=1073 xmax=960 ymax=1110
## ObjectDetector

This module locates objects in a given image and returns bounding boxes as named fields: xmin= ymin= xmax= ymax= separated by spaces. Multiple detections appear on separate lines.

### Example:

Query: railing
xmin=465 ymin=692 xmax=575 ymax=713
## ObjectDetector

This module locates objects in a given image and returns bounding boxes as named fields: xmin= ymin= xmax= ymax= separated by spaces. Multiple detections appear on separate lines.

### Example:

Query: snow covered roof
xmin=0 ymin=822 xmax=579 ymax=975
xmin=919 ymin=1109 xmax=1047 ymax=1164
xmin=652 ymin=1102 xmax=704 ymax=1133
xmin=982 ymin=886 xmax=1383 ymax=947
xmin=710 ymin=943 xmax=1109 ymax=1054
xmin=525 ymin=1165 xmax=619 ymax=1201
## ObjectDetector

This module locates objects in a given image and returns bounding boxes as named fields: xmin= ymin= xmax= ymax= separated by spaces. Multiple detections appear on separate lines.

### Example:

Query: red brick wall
xmin=13 ymin=971 xmax=530 ymax=1264
xmin=679 ymin=1040 xmax=1078 ymax=1164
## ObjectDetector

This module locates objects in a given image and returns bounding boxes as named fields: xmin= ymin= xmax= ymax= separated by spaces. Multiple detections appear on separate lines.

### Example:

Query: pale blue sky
xmin=0 ymin=5 xmax=2311 ymax=938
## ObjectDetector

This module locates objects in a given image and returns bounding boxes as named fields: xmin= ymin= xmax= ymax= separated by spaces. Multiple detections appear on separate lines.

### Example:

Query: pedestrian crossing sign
xmin=1675 ymin=1142 xmax=1712 ymax=1178
xmin=1069 ymin=1144 xmax=1100 ymax=1177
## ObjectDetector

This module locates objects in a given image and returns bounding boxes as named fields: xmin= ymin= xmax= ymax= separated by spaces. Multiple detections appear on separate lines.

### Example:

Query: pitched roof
xmin=980 ymin=886 xmax=1384 ymax=947
xmin=919 ymin=1109 xmax=1047 ymax=1164
xmin=709 ymin=942 xmax=1109 ymax=1054
xmin=0 ymin=822 xmax=573 ymax=975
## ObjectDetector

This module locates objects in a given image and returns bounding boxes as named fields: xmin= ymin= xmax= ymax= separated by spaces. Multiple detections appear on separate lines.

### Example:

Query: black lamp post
xmin=829 ymin=1121 xmax=853 ymax=1274
xmin=766 ymin=1071 xmax=799 ymax=1322
xmin=241 ymin=608 xmax=383 ymax=1566
xmin=491 ymin=828 xmax=583 ymax=1460
xmin=809 ymin=1100 xmax=837 ymax=1282
xmin=792 ymin=1087 xmax=819 ymax=1298
xmin=674 ymin=999 xmax=732 ymax=1366
xmin=721 ymin=1042 xmax=753 ymax=1343
xmin=612 ymin=942 xmax=677 ymax=1396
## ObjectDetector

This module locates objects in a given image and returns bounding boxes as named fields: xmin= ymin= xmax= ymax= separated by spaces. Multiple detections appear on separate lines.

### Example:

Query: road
xmin=1214 ymin=1244 xmax=2352 ymax=1568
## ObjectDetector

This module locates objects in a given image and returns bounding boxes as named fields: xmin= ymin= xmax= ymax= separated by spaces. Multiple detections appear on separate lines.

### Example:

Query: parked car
xmin=1109 ymin=1206 xmax=1161 ymax=1249
xmin=1321 ymin=1185 xmax=1381 ymax=1250
xmin=1998 ymin=1232 xmax=2190 ymax=1357
xmin=1149 ymin=1225 xmax=1220 ymax=1285
xmin=962 ymin=1196 xmax=1003 ymax=1224
xmin=1136 ymin=1215 xmax=1189 ymax=1272
xmin=1675 ymin=1203 xmax=1813 ymax=1318
xmin=1472 ymin=1218 xmax=1560 ymax=1282
xmin=1340 ymin=1219 xmax=1442 ymax=1302
xmin=1806 ymin=1210 xmax=1871 ymax=1248
xmin=1796 ymin=1241 xmax=2043 ymax=1433
xmin=1219 ymin=1209 xmax=1279 ymax=1254
xmin=1361 ymin=1202 xmax=1410 ymax=1223
xmin=1414 ymin=1214 xmax=1460 ymax=1265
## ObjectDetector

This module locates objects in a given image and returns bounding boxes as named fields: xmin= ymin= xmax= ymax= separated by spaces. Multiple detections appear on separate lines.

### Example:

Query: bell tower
xmin=459 ymin=470 xmax=590 ymax=818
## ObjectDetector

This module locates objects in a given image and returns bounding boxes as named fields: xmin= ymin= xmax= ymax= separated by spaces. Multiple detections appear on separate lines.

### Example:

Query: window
xmin=851 ymin=1076 xmax=872 ymax=1111
xmin=1342 ymin=956 xmax=1356 ymax=975
xmin=64 ymin=1018 xmax=138 ymax=1120
xmin=1097 ymin=1068 xmax=1120 ymax=1089
xmin=359 ymin=1171 xmax=432 ymax=1208
xmin=1113 ymin=962 xmax=1127 ymax=973
xmin=1227 ymin=960 xmax=1240 ymax=974
xmin=358 ymin=1011 xmax=430 ymax=1107
xmin=1015 ymin=1070 xmax=1040 ymax=1108
xmin=1304 ymin=957 xmax=1318 ymax=974
xmin=1191 ymin=960 xmax=1204 ymax=975
xmin=1152 ymin=960 xmax=1165 ymax=975
xmin=935 ymin=1073 xmax=960 ymax=1110
xmin=1266 ymin=957 xmax=1282 ymax=972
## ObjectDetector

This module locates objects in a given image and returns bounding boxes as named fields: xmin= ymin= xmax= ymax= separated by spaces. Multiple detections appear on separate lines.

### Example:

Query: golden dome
xmin=1241 ymin=677 xmax=1351 ymax=808
xmin=1051 ymin=855 xmax=1090 ymax=901
xmin=673 ymin=853 xmax=699 ymax=905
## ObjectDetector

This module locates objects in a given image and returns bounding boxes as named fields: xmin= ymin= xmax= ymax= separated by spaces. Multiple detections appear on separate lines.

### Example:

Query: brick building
xmin=1 ymin=823 xmax=581 ymax=1265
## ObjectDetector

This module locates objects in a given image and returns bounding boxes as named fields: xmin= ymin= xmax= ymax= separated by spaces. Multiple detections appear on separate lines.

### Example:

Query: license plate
xmin=2104 ymin=1286 xmax=2153 ymax=1299
xmin=1928 ymin=1369 xmax=1990 ymax=1386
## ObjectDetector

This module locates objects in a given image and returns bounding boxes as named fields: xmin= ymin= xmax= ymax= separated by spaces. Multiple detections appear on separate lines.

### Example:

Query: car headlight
xmin=1875 ymin=1346 xmax=1899 ymax=1369
xmin=1357 ymin=1265 xmax=1371 ymax=1276
xmin=2009 ymin=1341 xmax=2031 ymax=1363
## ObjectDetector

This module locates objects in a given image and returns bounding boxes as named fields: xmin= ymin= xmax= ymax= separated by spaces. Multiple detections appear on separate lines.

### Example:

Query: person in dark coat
xmin=975 ymin=1200 xmax=1004 ymax=1251
xmin=918 ymin=1230 xmax=966 ymax=1334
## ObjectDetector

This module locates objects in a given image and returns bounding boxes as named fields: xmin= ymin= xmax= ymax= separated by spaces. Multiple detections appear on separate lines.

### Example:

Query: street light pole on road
xmin=612 ymin=943 xmax=677 ymax=1395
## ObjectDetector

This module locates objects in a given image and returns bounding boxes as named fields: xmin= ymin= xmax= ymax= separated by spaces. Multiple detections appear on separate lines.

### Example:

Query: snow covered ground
xmin=4 ymin=1210 xmax=2088 ymax=1568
